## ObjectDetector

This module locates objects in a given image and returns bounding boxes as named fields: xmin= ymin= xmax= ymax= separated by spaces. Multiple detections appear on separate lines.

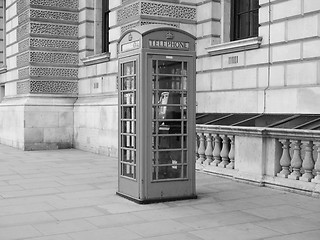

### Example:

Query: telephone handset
xmin=158 ymin=92 xmax=169 ymax=121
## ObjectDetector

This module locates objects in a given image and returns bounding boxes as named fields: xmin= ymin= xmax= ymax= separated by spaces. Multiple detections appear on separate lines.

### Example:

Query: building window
xmin=230 ymin=0 xmax=259 ymax=41
xmin=102 ymin=0 xmax=110 ymax=53
xmin=0 ymin=85 xmax=5 ymax=102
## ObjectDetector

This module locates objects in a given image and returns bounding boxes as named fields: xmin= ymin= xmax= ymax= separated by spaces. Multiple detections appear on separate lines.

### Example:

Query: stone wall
xmin=196 ymin=0 xmax=320 ymax=114
xmin=0 ymin=0 xmax=23 ymax=148
xmin=0 ymin=0 xmax=78 ymax=150
xmin=74 ymin=0 xmax=197 ymax=156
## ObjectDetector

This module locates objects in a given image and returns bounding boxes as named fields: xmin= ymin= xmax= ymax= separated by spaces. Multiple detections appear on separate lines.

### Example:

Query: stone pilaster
xmin=14 ymin=0 xmax=79 ymax=150
xmin=16 ymin=0 xmax=78 ymax=95
xmin=117 ymin=0 xmax=197 ymax=35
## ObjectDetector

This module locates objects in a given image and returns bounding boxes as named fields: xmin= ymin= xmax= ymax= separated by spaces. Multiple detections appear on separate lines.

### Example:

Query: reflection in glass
xmin=122 ymin=62 xmax=135 ymax=76
xmin=122 ymin=120 xmax=136 ymax=134
xmin=122 ymin=106 xmax=135 ymax=119
xmin=158 ymin=150 xmax=182 ymax=164
xmin=121 ymin=163 xmax=136 ymax=178
xmin=158 ymin=136 xmax=182 ymax=149
xmin=182 ymin=62 xmax=188 ymax=90
xmin=122 ymin=135 xmax=136 ymax=148
xmin=158 ymin=76 xmax=185 ymax=90
xmin=154 ymin=165 xmax=183 ymax=180
xmin=158 ymin=61 xmax=182 ymax=75
xmin=183 ymin=165 xmax=187 ymax=178
xmin=122 ymin=92 xmax=135 ymax=105
xmin=120 ymin=60 xmax=137 ymax=180
xmin=182 ymin=151 xmax=187 ymax=163
xmin=122 ymin=76 xmax=136 ymax=90
xmin=151 ymin=59 xmax=189 ymax=181
xmin=122 ymin=149 xmax=136 ymax=162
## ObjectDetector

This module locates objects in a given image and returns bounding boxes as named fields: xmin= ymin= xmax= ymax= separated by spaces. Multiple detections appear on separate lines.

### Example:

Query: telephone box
xmin=117 ymin=25 xmax=196 ymax=203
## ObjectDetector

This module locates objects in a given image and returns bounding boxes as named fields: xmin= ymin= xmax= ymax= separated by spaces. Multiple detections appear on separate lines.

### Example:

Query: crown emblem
xmin=166 ymin=31 xmax=174 ymax=39
xmin=128 ymin=33 xmax=133 ymax=41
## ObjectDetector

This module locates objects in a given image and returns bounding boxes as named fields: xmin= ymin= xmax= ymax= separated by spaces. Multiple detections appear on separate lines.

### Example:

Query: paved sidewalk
xmin=0 ymin=144 xmax=319 ymax=240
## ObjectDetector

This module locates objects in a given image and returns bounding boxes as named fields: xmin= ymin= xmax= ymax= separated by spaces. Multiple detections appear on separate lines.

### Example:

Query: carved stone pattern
xmin=30 ymin=0 xmax=78 ymax=9
xmin=29 ymin=52 xmax=78 ymax=65
xmin=30 ymin=23 xmax=78 ymax=37
xmin=141 ymin=20 xmax=179 ymax=28
xmin=121 ymin=20 xmax=179 ymax=34
xmin=140 ymin=2 xmax=196 ymax=20
xmin=17 ymin=0 xmax=28 ymax=14
xmin=17 ymin=52 xmax=30 ymax=67
xmin=18 ymin=67 xmax=30 ymax=79
xmin=117 ymin=2 xmax=140 ymax=23
xmin=29 ymin=67 xmax=78 ymax=78
xmin=17 ymin=23 xmax=30 ymax=40
xmin=121 ymin=22 xmax=140 ymax=34
xmin=18 ymin=9 xmax=30 ymax=25
xmin=19 ymin=39 xmax=30 ymax=52
xmin=30 ymin=9 xmax=78 ymax=22
xmin=17 ymin=80 xmax=30 ymax=94
xmin=30 ymin=38 xmax=79 ymax=50
xmin=30 ymin=80 xmax=78 ymax=94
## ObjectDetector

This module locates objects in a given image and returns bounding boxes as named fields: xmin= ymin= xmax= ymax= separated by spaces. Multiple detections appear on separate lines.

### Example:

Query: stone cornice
xmin=81 ymin=52 xmax=110 ymax=66
xmin=206 ymin=36 xmax=263 ymax=56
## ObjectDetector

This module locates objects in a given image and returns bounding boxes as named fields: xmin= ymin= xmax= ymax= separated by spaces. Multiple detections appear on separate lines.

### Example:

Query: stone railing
xmin=196 ymin=125 xmax=320 ymax=197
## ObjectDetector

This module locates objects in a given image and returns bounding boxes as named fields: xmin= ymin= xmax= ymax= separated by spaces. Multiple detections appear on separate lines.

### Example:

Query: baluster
xmin=218 ymin=135 xmax=230 ymax=168
xmin=204 ymin=133 xmax=213 ymax=165
xmin=312 ymin=142 xmax=320 ymax=183
xmin=195 ymin=134 xmax=199 ymax=163
xmin=211 ymin=134 xmax=222 ymax=166
xmin=197 ymin=132 xmax=205 ymax=164
xmin=226 ymin=135 xmax=235 ymax=169
xmin=288 ymin=140 xmax=302 ymax=180
xmin=277 ymin=139 xmax=291 ymax=178
xmin=300 ymin=141 xmax=315 ymax=182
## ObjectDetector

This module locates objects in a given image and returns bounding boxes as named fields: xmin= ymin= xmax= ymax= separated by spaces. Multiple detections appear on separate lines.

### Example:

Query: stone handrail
xmin=196 ymin=124 xmax=320 ymax=197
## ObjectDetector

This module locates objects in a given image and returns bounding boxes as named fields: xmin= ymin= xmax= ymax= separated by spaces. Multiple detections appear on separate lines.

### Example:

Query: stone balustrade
xmin=196 ymin=124 xmax=320 ymax=197
xmin=274 ymin=132 xmax=320 ymax=184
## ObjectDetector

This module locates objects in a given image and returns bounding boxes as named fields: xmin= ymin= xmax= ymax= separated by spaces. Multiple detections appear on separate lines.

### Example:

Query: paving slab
xmin=0 ymin=144 xmax=319 ymax=240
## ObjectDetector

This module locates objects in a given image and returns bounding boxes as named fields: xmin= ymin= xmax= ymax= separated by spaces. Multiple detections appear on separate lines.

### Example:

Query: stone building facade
xmin=0 ymin=0 xmax=319 ymax=154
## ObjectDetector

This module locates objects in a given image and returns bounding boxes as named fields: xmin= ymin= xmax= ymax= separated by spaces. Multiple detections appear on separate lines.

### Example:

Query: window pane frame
xmin=231 ymin=0 xmax=259 ymax=41
xmin=102 ymin=0 xmax=110 ymax=53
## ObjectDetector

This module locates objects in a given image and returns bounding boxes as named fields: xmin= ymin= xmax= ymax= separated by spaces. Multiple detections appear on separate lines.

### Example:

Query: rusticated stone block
xmin=17 ymin=0 xmax=29 ymax=14
xmin=30 ymin=0 xmax=78 ymax=10
xmin=117 ymin=2 xmax=140 ymax=23
xmin=117 ymin=1 xmax=196 ymax=25
xmin=140 ymin=1 xmax=196 ymax=20
xmin=17 ymin=51 xmax=78 ymax=67
xmin=18 ymin=9 xmax=30 ymax=25
xmin=17 ymin=80 xmax=30 ymax=94
xmin=17 ymin=52 xmax=30 ymax=67
xmin=18 ymin=67 xmax=30 ymax=80
xmin=17 ymin=23 xmax=29 ymax=40
xmin=30 ymin=80 xmax=78 ymax=94
xmin=30 ymin=9 xmax=78 ymax=22
xmin=18 ymin=39 xmax=30 ymax=52
xmin=30 ymin=23 xmax=78 ymax=37
xmin=30 ymin=38 xmax=79 ymax=50
xmin=29 ymin=67 xmax=78 ymax=78
xmin=29 ymin=51 xmax=78 ymax=65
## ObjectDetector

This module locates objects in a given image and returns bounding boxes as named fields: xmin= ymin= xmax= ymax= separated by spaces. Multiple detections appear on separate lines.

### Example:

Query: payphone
xmin=117 ymin=25 xmax=196 ymax=203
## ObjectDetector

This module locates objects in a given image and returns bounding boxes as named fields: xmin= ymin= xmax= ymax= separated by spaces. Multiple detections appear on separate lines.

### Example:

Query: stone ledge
xmin=206 ymin=36 xmax=263 ymax=56
xmin=264 ymin=175 xmax=320 ymax=197
xmin=24 ymin=142 xmax=73 ymax=151
xmin=81 ymin=52 xmax=110 ymax=66
xmin=198 ymin=165 xmax=320 ymax=197
xmin=0 ymin=65 xmax=7 ymax=74
xmin=203 ymin=165 xmax=238 ymax=178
